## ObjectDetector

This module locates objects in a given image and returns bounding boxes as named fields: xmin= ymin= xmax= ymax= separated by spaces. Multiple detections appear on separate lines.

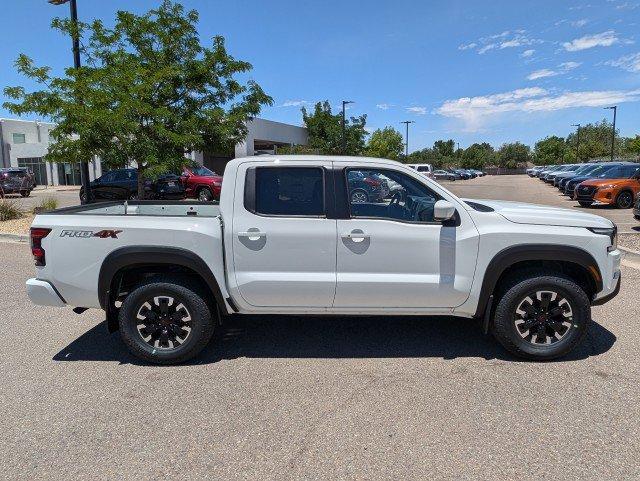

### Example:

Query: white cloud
xmin=527 ymin=62 xmax=581 ymax=80
xmin=458 ymin=42 xmax=477 ymax=50
xmin=406 ymin=106 xmax=427 ymax=115
xmin=435 ymin=87 xmax=640 ymax=131
xmin=605 ymin=52 xmax=640 ymax=71
xmin=563 ymin=30 xmax=619 ymax=51
xmin=528 ymin=69 xmax=558 ymax=80
xmin=571 ymin=19 xmax=589 ymax=27
xmin=281 ymin=100 xmax=308 ymax=107
xmin=616 ymin=2 xmax=639 ymax=9
xmin=559 ymin=61 xmax=581 ymax=70
xmin=461 ymin=30 xmax=542 ymax=55
xmin=520 ymin=49 xmax=535 ymax=58
xmin=376 ymin=103 xmax=391 ymax=110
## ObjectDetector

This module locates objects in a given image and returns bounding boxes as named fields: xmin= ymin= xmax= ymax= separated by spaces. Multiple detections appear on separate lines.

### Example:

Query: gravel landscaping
xmin=619 ymin=234 xmax=640 ymax=253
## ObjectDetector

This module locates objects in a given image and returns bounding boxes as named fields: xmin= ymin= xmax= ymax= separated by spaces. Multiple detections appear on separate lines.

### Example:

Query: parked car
xmin=557 ymin=163 xmax=602 ymax=191
xmin=538 ymin=165 xmax=560 ymax=180
xmin=549 ymin=164 xmax=583 ymax=185
xmin=564 ymin=162 xmax=628 ymax=198
xmin=452 ymin=169 xmax=471 ymax=180
xmin=26 ymin=154 xmax=621 ymax=364
xmin=470 ymin=169 xmax=485 ymax=177
xmin=0 ymin=168 xmax=34 ymax=197
xmin=544 ymin=165 xmax=575 ymax=183
xmin=347 ymin=170 xmax=384 ymax=203
xmin=409 ymin=163 xmax=434 ymax=179
xmin=574 ymin=163 xmax=640 ymax=208
xmin=433 ymin=170 xmax=457 ymax=181
xmin=445 ymin=170 xmax=463 ymax=180
xmin=80 ymin=168 xmax=185 ymax=202
xmin=181 ymin=165 xmax=223 ymax=201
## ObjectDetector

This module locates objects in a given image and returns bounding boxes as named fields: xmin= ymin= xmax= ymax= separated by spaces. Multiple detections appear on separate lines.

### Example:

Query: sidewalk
xmin=33 ymin=185 xmax=80 ymax=192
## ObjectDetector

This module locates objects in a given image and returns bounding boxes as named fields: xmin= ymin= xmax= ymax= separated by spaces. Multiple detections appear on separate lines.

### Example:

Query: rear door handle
xmin=342 ymin=229 xmax=369 ymax=243
xmin=238 ymin=229 xmax=266 ymax=241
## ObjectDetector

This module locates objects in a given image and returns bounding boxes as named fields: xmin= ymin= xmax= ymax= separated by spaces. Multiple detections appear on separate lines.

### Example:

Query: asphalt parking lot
xmin=2 ymin=186 xmax=80 ymax=210
xmin=2 ymin=175 xmax=639 ymax=480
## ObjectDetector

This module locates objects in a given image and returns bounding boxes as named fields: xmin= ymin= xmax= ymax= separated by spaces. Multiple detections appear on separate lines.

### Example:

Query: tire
xmin=578 ymin=201 xmax=592 ymax=207
xmin=197 ymin=187 xmax=213 ymax=202
xmin=615 ymin=190 xmax=634 ymax=209
xmin=118 ymin=275 xmax=215 ymax=365
xmin=79 ymin=190 xmax=87 ymax=203
xmin=20 ymin=190 xmax=30 ymax=197
xmin=350 ymin=189 xmax=369 ymax=204
xmin=491 ymin=273 xmax=591 ymax=361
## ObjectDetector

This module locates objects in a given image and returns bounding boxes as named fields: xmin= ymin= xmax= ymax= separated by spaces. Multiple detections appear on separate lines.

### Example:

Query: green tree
xmin=622 ymin=135 xmax=640 ymax=159
xmin=3 ymin=1 xmax=272 ymax=198
xmin=533 ymin=136 xmax=571 ymax=165
xmin=433 ymin=139 xmax=455 ymax=158
xmin=301 ymin=101 xmax=367 ymax=155
xmin=565 ymin=119 xmax=622 ymax=161
xmin=364 ymin=127 xmax=404 ymax=160
xmin=497 ymin=142 xmax=530 ymax=169
xmin=461 ymin=142 xmax=496 ymax=169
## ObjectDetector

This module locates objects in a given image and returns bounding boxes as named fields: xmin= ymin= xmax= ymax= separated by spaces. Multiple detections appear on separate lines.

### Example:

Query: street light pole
xmin=341 ymin=100 xmax=354 ymax=155
xmin=571 ymin=123 xmax=581 ymax=160
xmin=49 ymin=0 xmax=92 ymax=203
xmin=605 ymin=106 xmax=617 ymax=162
xmin=400 ymin=121 xmax=415 ymax=158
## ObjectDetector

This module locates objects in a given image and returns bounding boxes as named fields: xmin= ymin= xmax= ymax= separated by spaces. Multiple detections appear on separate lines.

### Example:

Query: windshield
xmin=592 ymin=165 xmax=618 ymax=178
xmin=190 ymin=166 xmax=217 ymax=176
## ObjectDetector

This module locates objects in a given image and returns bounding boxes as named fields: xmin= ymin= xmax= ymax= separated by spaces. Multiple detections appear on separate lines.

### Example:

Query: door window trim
xmin=243 ymin=166 xmax=329 ymax=219
xmin=341 ymin=167 xmax=450 ymax=226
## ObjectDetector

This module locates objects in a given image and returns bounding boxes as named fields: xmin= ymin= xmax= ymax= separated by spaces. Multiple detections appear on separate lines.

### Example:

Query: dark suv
xmin=80 ymin=168 xmax=185 ymax=202
xmin=0 ymin=168 xmax=34 ymax=197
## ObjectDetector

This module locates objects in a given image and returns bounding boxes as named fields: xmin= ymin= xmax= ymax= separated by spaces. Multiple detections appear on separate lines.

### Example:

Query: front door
xmin=230 ymin=160 xmax=337 ymax=308
xmin=333 ymin=165 xmax=479 ymax=309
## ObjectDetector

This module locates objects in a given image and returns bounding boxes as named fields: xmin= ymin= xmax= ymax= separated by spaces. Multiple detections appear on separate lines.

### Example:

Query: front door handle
xmin=238 ymin=228 xmax=266 ymax=241
xmin=342 ymin=229 xmax=369 ymax=243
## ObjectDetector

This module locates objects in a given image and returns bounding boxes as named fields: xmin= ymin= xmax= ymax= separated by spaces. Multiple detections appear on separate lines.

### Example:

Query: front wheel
xmin=118 ymin=276 xmax=215 ymax=364
xmin=20 ymin=190 xmax=30 ymax=197
xmin=578 ymin=201 xmax=592 ymax=207
xmin=491 ymin=274 xmax=591 ymax=361
xmin=615 ymin=190 xmax=634 ymax=209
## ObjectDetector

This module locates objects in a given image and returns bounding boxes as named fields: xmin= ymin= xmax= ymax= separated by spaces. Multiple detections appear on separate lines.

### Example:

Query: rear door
xmin=230 ymin=159 xmax=337 ymax=309
xmin=333 ymin=164 xmax=479 ymax=310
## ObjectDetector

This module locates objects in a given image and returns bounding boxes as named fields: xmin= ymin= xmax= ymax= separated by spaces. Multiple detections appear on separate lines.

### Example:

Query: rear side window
xmin=250 ymin=167 xmax=324 ymax=216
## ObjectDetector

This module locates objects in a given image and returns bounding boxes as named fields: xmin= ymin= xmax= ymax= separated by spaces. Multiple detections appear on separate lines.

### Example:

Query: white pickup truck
xmin=26 ymin=156 xmax=621 ymax=364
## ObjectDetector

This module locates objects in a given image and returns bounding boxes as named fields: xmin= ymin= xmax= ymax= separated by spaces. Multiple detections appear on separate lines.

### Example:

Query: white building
xmin=0 ymin=117 xmax=308 ymax=185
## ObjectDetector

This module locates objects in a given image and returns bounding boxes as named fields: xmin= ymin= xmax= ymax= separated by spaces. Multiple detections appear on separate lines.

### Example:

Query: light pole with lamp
xmin=571 ymin=123 xmax=581 ymax=160
xmin=604 ymin=106 xmax=617 ymax=162
xmin=400 ymin=120 xmax=415 ymax=158
xmin=341 ymin=100 xmax=354 ymax=155
xmin=48 ymin=0 xmax=92 ymax=203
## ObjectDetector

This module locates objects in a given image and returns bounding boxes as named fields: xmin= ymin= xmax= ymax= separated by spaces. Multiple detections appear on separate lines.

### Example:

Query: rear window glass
xmin=254 ymin=167 xmax=324 ymax=216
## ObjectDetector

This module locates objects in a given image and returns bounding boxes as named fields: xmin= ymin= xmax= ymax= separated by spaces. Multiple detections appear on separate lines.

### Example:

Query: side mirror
xmin=434 ymin=200 xmax=456 ymax=222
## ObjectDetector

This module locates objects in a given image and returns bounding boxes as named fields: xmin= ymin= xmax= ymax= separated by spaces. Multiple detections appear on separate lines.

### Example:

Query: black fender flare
xmin=98 ymin=246 xmax=226 ymax=311
xmin=474 ymin=244 xmax=603 ymax=318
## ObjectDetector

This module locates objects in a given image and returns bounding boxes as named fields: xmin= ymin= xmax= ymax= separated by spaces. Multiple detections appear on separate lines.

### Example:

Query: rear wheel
xmin=615 ymin=190 xmax=634 ymax=209
xmin=197 ymin=187 xmax=213 ymax=202
xmin=118 ymin=276 xmax=215 ymax=364
xmin=578 ymin=201 xmax=592 ymax=207
xmin=491 ymin=274 xmax=590 ymax=361
xmin=350 ymin=189 xmax=369 ymax=204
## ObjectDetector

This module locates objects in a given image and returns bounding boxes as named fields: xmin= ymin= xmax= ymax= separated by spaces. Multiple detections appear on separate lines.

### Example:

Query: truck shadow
xmin=53 ymin=315 xmax=616 ymax=365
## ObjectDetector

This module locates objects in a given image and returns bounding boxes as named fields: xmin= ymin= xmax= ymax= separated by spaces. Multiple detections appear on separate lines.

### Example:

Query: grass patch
xmin=0 ymin=199 xmax=24 ymax=221
xmin=34 ymin=196 xmax=58 ymax=213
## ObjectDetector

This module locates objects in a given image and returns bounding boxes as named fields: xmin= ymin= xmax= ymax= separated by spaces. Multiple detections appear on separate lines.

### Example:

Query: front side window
xmin=12 ymin=133 xmax=26 ymax=144
xmin=253 ymin=167 xmax=324 ymax=216
xmin=346 ymin=168 xmax=439 ymax=222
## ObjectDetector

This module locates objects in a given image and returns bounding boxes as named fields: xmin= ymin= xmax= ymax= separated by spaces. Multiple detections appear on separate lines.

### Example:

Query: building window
xmin=17 ymin=157 xmax=47 ymax=186
xmin=57 ymin=162 xmax=82 ymax=186
xmin=12 ymin=133 xmax=26 ymax=144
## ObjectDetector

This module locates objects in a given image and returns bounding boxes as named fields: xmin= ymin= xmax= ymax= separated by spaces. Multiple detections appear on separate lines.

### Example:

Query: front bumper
xmin=26 ymin=278 xmax=66 ymax=307
xmin=592 ymin=249 xmax=621 ymax=305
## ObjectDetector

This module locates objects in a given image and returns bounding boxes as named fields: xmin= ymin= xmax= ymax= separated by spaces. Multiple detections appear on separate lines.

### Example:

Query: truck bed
xmin=46 ymin=200 xmax=221 ymax=218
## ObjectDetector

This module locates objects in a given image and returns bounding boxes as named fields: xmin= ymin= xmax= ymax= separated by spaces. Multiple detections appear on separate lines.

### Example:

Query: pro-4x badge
xmin=60 ymin=229 xmax=122 ymax=239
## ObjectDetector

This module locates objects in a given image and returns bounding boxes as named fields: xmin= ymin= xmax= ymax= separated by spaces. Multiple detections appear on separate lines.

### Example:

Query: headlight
xmin=587 ymin=226 xmax=617 ymax=251
xmin=598 ymin=184 xmax=615 ymax=190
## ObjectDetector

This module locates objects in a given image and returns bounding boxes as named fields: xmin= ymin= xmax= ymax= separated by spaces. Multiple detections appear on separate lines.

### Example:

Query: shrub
xmin=0 ymin=199 xmax=23 ymax=221
xmin=34 ymin=196 xmax=58 ymax=213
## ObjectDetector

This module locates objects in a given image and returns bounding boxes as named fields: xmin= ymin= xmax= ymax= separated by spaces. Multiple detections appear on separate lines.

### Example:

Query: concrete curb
xmin=0 ymin=233 xmax=28 ymax=243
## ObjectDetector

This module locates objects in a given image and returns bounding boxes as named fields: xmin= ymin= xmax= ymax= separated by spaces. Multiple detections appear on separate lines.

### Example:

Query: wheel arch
xmin=98 ymin=246 xmax=229 ymax=325
xmin=474 ymin=244 xmax=603 ymax=318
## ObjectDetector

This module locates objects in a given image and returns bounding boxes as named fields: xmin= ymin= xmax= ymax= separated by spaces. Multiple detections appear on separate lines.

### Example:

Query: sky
xmin=0 ymin=0 xmax=639 ymax=152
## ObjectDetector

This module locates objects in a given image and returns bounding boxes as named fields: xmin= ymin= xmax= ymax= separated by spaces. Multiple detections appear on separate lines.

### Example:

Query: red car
xmin=181 ymin=166 xmax=223 ymax=201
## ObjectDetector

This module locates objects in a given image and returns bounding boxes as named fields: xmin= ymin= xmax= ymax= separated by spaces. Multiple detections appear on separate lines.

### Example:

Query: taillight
xmin=30 ymin=228 xmax=51 ymax=266
xmin=364 ymin=177 xmax=380 ymax=187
